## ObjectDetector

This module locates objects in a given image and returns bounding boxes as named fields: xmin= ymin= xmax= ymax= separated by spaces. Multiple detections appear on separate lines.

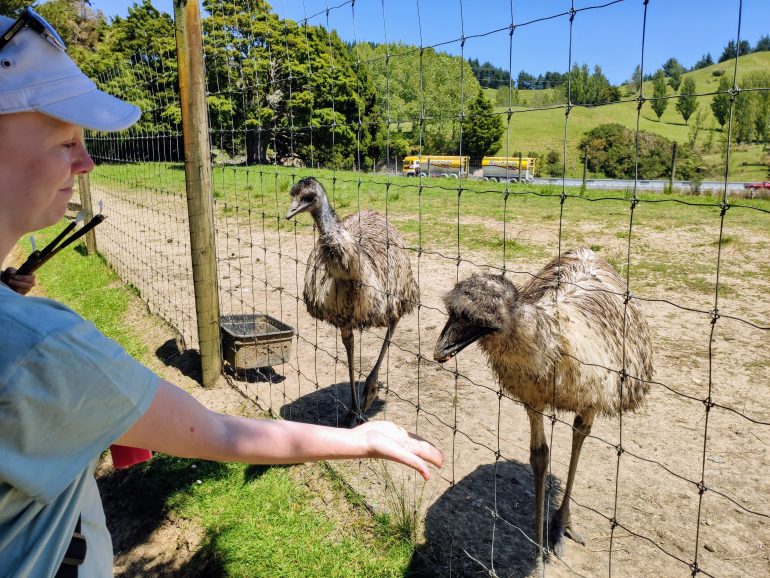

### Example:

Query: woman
xmin=0 ymin=9 xmax=442 ymax=577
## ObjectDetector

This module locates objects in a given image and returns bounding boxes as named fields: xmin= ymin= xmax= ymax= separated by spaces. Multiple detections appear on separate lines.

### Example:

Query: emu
xmin=433 ymin=248 xmax=653 ymax=563
xmin=287 ymin=177 xmax=418 ymax=425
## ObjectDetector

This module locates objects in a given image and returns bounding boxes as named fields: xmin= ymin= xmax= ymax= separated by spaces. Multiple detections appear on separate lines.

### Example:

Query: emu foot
xmin=549 ymin=509 xmax=585 ymax=559
xmin=532 ymin=553 xmax=546 ymax=576
xmin=362 ymin=378 xmax=383 ymax=411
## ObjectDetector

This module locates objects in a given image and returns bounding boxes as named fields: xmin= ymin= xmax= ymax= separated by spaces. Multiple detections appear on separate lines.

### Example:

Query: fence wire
xmin=82 ymin=0 xmax=770 ymax=576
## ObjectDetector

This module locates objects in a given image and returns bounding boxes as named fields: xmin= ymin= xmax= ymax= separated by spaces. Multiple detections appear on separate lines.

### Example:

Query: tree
xmin=202 ymin=1 xmax=381 ymax=168
xmin=755 ymin=35 xmax=770 ymax=52
xmin=579 ymin=123 xmax=701 ymax=180
xmin=544 ymin=150 xmax=562 ymax=177
xmin=733 ymin=71 xmax=770 ymax=144
xmin=675 ymin=76 xmax=699 ymax=124
xmin=468 ymin=58 xmax=510 ymax=89
xmin=355 ymin=42 xmax=480 ymax=155
xmin=563 ymin=63 xmax=619 ymax=104
xmin=650 ymin=69 xmax=668 ymax=120
xmin=688 ymin=109 xmax=707 ymax=149
xmin=630 ymin=64 xmax=642 ymax=92
xmin=517 ymin=70 xmax=537 ymax=89
xmin=36 ymin=0 xmax=105 ymax=54
xmin=460 ymin=89 xmax=504 ymax=160
xmin=711 ymin=74 xmax=731 ymax=128
xmin=693 ymin=53 xmax=714 ymax=70
xmin=664 ymin=58 xmax=685 ymax=91
xmin=739 ymin=40 xmax=752 ymax=56
xmin=719 ymin=39 xmax=751 ymax=62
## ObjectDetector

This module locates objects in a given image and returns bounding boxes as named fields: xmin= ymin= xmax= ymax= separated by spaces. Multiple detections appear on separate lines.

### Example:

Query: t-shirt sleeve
xmin=0 ymin=319 xmax=159 ymax=503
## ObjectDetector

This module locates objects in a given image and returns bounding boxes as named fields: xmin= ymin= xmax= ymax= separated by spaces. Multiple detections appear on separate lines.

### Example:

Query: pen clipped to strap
xmin=3 ymin=211 xmax=106 ymax=282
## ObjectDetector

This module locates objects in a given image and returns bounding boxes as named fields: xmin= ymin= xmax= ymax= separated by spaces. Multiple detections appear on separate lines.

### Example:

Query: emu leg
xmin=341 ymin=327 xmax=364 ymax=426
xmin=527 ymin=408 xmax=549 ymax=565
xmin=363 ymin=319 xmax=398 ymax=411
xmin=550 ymin=413 xmax=594 ymax=558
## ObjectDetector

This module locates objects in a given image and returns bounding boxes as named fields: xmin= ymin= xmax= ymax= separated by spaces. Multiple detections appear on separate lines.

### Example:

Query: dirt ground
xmin=89 ymin=182 xmax=769 ymax=578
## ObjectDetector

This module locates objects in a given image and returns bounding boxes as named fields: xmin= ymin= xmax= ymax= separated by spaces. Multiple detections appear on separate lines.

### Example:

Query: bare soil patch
xmin=89 ymin=184 xmax=770 ymax=577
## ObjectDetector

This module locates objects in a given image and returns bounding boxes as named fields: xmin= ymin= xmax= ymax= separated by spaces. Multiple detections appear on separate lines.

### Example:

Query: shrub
xmin=544 ymin=150 xmax=562 ymax=176
xmin=579 ymin=123 xmax=702 ymax=180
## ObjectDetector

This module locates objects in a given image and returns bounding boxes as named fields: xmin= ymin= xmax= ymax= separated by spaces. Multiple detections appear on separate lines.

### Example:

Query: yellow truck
xmin=481 ymin=156 xmax=537 ymax=183
xmin=402 ymin=155 xmax=470 ymax=178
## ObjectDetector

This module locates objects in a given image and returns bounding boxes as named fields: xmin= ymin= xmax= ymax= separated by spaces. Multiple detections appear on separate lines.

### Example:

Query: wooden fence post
xmin=77 ymin=173 xmax=97 ymax=255
xmin=174 ymin=0 xmax=222 ymax=387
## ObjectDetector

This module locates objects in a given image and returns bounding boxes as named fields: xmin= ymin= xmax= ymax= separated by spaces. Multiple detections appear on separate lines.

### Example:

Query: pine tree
xmin=675 ymin=77 xmax=699 ymax=124
xmin=651 ymin=70 xmax=668 ymax=120
xmin=693 ymin=53 xmax=714 ymax=70
xmin=755 ymin=35 xmax=770 ymax=53
xmin=461 ymin=89 xmax=504 ymax=160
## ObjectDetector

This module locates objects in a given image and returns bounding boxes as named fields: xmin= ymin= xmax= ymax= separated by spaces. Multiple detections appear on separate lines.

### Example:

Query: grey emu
xmin=287 ymin=177 xmax=418 ymax=425
xmin=433 ymin=248 xmax=653 ymax=563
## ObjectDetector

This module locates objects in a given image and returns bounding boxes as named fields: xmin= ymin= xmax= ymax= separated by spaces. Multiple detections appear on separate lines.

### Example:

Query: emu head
xmin=434 ymin=273 xmax=519 ymax=363
xmin=286 ymin=176 xmax=326 ymax=220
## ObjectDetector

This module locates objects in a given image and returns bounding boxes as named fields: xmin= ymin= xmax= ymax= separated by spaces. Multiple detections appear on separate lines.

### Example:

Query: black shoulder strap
xmin=54 ymin=514 xmax=87 ymax=578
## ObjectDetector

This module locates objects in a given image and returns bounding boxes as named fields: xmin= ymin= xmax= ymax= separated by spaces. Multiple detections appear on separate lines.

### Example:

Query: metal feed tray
xmin=220 ymin=313 xmax=294 ymax=370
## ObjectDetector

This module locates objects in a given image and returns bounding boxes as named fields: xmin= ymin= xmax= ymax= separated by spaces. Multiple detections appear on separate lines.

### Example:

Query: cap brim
xmin=40 ymin=88 xmax=141 ymax=132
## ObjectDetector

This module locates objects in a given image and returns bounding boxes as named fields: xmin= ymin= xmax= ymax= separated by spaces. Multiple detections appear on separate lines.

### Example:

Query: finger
xmin=391 ymin=448 xmax=431 ymax=480
xmin=407 ymin=433 xmax=445 ymax=469
xmin=9 ymin=278 xmax=34 ymax=291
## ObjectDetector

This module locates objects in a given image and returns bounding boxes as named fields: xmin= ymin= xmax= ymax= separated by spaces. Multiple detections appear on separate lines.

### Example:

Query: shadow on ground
xmin=278 ymin=380 xmax=386 ymax=426
xmin=99 ymin=455 xmax=259 ymax=577
xmin=411 ymin=461 xmax=561 ymax=578
xmin=155 ymin=338 xmax=202 ymax=383
xmin=282 ymin=381 xmax=562 ymax=577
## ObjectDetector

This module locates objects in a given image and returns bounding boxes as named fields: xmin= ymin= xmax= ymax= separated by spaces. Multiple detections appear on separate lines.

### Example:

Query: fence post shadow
xmin=156 ymin=338 xmax=203 ymax=383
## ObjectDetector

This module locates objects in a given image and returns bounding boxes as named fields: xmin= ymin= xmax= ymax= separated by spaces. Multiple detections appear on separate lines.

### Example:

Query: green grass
xmin=90 ymin=161 xmax=770 ymax=308
xmin=22 ymin=221 xmax=418 ymax=577
xmin=93 ymin=161 xmax=770 ymax=233
xmin=489 ymin=52 xmax=770 ymax=180
xmin=165 ymin=460 xmax=412 ymax=577
xmin=24 ymin=225 xmax=147 ymax=360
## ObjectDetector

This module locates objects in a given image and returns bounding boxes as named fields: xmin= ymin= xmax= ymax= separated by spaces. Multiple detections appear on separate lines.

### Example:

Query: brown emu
xmin=433 ymin=248 xmax=653 ymax=562
xmin=287 ymin=177 xmax=418 ymax=425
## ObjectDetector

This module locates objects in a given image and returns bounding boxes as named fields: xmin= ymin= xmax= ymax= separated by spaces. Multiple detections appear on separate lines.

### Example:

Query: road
xmin=532 ymin=176 xmax=747 ymax=193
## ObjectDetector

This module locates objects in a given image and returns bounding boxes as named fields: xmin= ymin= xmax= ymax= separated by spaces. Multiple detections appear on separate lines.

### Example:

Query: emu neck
xmin=311 ymin=196 xmax=340 ymax=236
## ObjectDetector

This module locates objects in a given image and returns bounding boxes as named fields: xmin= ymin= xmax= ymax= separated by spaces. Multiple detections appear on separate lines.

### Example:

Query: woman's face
xmin=0 ymin=112 xmax=94 ymax=238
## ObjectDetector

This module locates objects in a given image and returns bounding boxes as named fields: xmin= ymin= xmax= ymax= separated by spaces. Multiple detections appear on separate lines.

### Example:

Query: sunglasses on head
xmin=0 ymin=6 xmax=65 ymax=53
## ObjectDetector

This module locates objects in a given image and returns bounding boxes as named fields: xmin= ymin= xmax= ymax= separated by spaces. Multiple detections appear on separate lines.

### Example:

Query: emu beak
xmin=286 ymin=200 xmax=311 ymax=220
xmin=433 ymin=319 xmax=493 ymax=363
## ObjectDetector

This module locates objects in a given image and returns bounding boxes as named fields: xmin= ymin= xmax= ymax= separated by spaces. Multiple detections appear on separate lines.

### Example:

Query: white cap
xmin=0 ymin=14 xmax=141 ymax=131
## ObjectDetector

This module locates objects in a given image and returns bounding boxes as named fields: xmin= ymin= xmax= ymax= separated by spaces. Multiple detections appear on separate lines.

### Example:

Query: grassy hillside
xmin=487 ymin=52 xmax=770 ymax=181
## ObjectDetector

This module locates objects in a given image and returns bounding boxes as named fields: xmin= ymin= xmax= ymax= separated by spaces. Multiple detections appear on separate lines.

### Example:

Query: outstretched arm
xmin=117 ymin=380 xmax=443 ymax=480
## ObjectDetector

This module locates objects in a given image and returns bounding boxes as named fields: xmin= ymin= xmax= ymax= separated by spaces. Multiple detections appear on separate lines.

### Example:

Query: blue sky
xmin=96 ymin=1 xmax=768 ymax=85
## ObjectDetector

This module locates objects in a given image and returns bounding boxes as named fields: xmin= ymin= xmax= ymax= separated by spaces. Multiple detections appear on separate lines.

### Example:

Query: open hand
xmin=355 ymin=420 xmax=444 ymax=480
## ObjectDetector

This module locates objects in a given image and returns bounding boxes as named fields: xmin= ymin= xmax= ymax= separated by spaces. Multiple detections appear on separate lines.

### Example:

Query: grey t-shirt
xmin=0 ymin=285 xmax=159 ymax=576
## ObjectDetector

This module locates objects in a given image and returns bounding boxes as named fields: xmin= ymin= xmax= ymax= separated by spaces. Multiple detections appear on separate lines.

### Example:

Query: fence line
xmin=81 ymin=0 xmax=770 ymax=575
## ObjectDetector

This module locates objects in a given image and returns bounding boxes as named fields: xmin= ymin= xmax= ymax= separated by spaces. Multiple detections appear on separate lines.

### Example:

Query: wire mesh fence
xmin=82 ymin=0 xmax=769 ymax=575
